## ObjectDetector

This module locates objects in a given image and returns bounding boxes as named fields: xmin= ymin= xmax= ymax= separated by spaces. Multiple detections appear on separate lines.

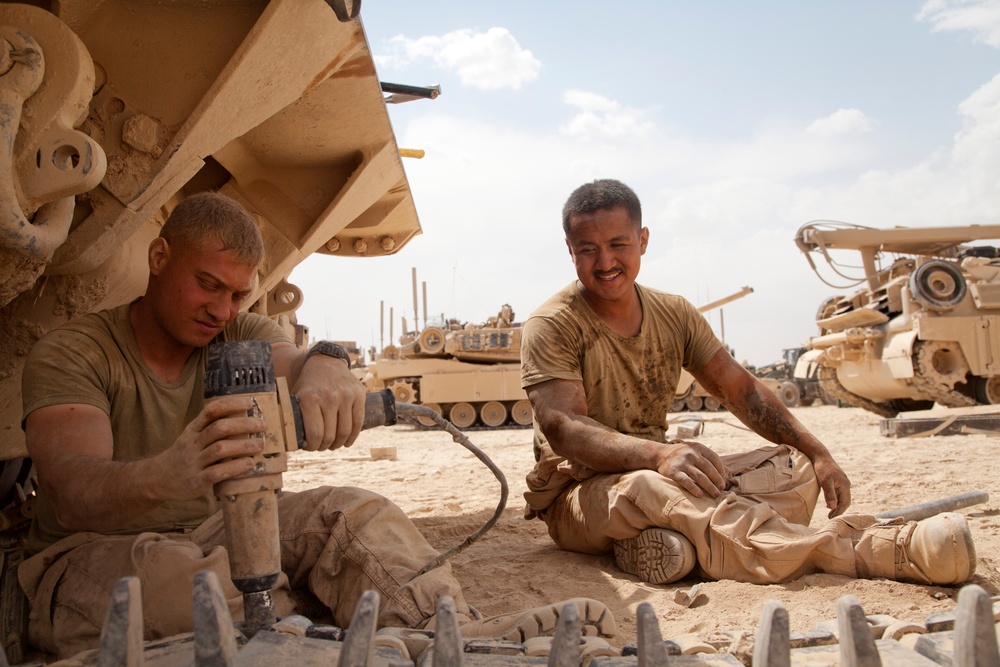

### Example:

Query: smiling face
xmin=565 ymin=205 xmax=648 ymax=308
xmin=146 ymin=236 xmax=258 ymax=350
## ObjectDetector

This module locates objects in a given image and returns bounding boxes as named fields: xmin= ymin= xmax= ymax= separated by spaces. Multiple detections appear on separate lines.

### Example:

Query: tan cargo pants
xmin=19 ymin=486 xmax=469 ymax=659
xmin=541 ymin=445 xmax=878 ymax=583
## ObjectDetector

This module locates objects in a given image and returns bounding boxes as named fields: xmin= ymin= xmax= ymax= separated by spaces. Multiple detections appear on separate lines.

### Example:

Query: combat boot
xmin=455 ymin=598 xmax=616 ymax=641
xmin=855 ymin=512 xmax=976 ymax=585
xmin=612 ymin=528 xmax=696 ymax=585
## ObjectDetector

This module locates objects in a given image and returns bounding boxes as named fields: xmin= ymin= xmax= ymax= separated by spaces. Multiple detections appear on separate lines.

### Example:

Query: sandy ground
xmin=282 ymin=405 xmax=999 ymax=649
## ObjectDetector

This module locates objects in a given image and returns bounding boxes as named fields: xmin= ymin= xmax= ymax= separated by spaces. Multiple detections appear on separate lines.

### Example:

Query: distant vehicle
xmin=751 ymin=347 xmax=833 ymax=407
xmin=796 ymin=220 xmax=1000 ymax=417
xmin=672 ymin=286 xmax=768 ymax=412
xmin=364 ymin=304 xmax=532 ymax=429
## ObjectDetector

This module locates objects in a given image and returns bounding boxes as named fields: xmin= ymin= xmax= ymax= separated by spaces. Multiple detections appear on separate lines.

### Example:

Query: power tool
xmin=203 ymin=340 xmax=396 ymax=636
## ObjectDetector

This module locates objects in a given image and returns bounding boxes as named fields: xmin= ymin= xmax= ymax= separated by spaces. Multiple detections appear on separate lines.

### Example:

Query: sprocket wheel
xmin=387 ymin=379 xmax=417 ymax=405
xmin=913 ymin=340 xmax=969 ymax=389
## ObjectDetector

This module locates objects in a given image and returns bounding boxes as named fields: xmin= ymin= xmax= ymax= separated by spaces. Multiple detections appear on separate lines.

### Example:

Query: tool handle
xmin=290 ymin=388 xmax=396 ymax=449
xmin=362 ymin=388 xmax=397 ymax=430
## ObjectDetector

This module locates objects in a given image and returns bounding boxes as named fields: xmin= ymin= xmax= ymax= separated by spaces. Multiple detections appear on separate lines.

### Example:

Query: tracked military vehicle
xmin=0 ymin=0 xmax=436 ymax=661
xmin=796 ymin=220 xmax=1000 ymax=417
xmin=365 ymin=304 xmax=533 ymax=429
xmin=671 ymin=286 xmax=755 ymax=412
xmin=0 ymin=2 xmax=993 ymax=663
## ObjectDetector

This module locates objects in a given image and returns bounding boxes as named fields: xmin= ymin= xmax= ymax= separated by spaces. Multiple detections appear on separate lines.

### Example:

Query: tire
xmin=703 ymin=396 xmax=722 ymax=411
xmin=777 ymin=381 xmax=801 ymax=407
xmin=685 ymin=396 xmax=703 ymax=411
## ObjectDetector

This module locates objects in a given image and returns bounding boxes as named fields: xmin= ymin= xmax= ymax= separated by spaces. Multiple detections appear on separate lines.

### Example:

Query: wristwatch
xmin=305 ymin=341 xmax=352 ymax=368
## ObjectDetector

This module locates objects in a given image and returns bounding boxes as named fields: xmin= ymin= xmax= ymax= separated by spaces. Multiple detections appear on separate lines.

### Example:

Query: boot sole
xmin=466 ymin=598 xmax=617 ymax=642
xmin=613 ymin=528 xmax=695 ymax=584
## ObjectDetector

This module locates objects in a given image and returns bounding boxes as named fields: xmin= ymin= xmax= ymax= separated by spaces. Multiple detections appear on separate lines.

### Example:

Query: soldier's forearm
xmin=733 ymin=386 xmax=831 ymax=461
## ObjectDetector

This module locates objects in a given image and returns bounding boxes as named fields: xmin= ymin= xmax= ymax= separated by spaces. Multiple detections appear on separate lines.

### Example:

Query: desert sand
xmin=282 ymin=404 xmax=998 ymax=650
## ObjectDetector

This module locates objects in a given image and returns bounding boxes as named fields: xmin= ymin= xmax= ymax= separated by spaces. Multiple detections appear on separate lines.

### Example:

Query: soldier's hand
xmin=293 ymin=354 xmax=366 ymax=451
xmin=158 ymin=396 xmax=265 ymax=500
xmin=654 ymin=440 xmax=728 ymax=498
xmin=812 ymin=453 xmax=852 ymax=517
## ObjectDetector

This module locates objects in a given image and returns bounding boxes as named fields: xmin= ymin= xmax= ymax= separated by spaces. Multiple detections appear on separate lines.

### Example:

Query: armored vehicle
xmin=796 ymin=220 xmax=1000 ymax=417
xmin=0 ymin=1 xmax=433 ymax=661
xmin=364 ymin=304 xmax=533 ymax=429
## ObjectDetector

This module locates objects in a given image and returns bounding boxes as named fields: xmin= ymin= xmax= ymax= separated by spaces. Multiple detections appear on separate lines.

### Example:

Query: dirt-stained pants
xmin=19 ymin=486 xmax=469 ymax=659
xmin=542 ymin=445 xmax=878 ymax=583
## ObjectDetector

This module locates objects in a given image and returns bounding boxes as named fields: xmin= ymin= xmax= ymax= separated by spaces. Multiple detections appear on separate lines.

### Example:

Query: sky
xmin=289 ymin=0 xmax=1000 ymax=367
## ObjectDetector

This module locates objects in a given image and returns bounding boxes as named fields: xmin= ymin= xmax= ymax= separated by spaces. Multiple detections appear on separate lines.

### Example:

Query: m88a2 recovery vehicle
xmin=796 ymin=220 xmax=1000 ymax=417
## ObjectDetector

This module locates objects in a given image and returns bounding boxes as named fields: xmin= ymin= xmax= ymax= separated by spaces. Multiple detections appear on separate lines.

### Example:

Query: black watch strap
xmin=305 ymin=341 xmax=352 ymax=368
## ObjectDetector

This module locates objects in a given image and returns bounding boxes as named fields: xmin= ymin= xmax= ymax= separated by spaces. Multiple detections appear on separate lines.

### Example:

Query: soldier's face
xmin=565 ymin=206 xmax=648 ymax=306
xmin=152 ymin=239 xmax=257 ymax=347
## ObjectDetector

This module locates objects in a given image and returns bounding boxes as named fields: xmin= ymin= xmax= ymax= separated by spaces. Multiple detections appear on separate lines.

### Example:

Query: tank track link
xmin=817 ymin=366 xmax=899 ymax=418
xmin=403 ymin=418 xmax=528 ymax=432
xmin=818 ymin=341 xmax=979 ymax=418
xmin=27 ymin=576 xmax=1000 ymax=667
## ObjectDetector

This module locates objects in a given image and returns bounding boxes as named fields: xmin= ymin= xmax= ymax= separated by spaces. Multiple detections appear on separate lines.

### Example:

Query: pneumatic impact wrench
xmin=203 ymin=340 xmax=396 ymax=637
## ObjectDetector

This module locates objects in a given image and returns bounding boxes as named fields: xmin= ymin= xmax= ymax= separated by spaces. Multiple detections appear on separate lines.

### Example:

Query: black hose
xmin=392 ymin=402 xmax=509 ymax=581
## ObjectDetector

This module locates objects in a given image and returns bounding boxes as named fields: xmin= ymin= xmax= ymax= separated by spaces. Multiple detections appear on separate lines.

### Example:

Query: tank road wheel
xmin=418 ymin=327 xmax=446 ymax=355
xmin=417 ymin=402 xmax=441 ymax=427
xmin=511 ymin=399 xmax=533 ymax=426
xmin=703 ymin=396 xmax=722 ymax=411
xmin=449 ymin=402 xmax=477 ymax=428
xmin=776 ymin=381 xmax=801 ymax=407
xmin=388 ymin=380 xmax=417 ymax=405
xmin=479 ymin=401 xmax=507 ymax=427
xmin=973 ymin=376 xmax=1000 ymax=404
xmin=685 ymin=395 xmax=703 ymax=411
xmin=909 ymin=260 xmax=967 ymax=312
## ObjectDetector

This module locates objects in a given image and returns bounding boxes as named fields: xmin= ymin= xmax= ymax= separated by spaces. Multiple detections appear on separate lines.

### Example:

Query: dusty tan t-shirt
xmin=21 ymin=302 xmax=292 ymax=552
xmin=520 ymin=282 xmax=722 ymax=515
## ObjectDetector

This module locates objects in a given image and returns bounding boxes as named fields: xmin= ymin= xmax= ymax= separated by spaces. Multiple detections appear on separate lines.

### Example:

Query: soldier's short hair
xmin=561 ymin=179 xmax=642 ymax=236
xmin=160 ymin=192 xmax=264 ymax=266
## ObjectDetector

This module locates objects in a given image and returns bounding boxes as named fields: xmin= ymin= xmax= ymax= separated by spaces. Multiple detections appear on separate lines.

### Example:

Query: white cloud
xmin=806 ymin=108 xmax=875 ymax=136
xmin=376 ymin=27 xmax=540 ymax=90
xmin=559 ymin=90 xmax=656 ymax=141
xmin=293 ymin=48 xmax=1000 ymax=367
xmin=917 ymin=0 xmax=1000 ymax=47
